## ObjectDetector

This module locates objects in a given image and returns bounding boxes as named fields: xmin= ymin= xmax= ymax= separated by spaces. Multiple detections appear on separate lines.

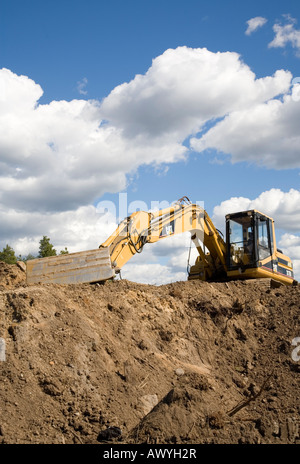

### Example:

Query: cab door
xmin=256 ymin=214 xmax=274 ymax=269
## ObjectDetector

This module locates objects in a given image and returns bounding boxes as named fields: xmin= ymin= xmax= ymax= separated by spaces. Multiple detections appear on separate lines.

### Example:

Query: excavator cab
xmin=226 ymin=210 xmax=294 ymax=284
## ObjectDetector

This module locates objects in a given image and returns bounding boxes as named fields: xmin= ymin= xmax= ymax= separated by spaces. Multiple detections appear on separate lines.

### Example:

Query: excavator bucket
xmin=26 ymin=247 xmax=115 ymax=285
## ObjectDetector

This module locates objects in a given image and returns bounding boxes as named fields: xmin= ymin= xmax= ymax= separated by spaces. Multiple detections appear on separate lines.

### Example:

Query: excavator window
xmin=257 ymin=216 xmax=272 ymax=260
xmin=227 ymin=214 xmax=255 ymax=268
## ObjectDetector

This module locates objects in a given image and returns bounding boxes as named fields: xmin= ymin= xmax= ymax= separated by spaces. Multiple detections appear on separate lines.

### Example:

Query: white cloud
xmin=101 ymin=47 xmax=290 ymax=141
xmin=113 ymin=231 xmax=197 ymax=283
xmin=245 ymin=16 xmax=267 ymax=36
xmin=279 ymin=233 xmax=300 ymax=259
xmin=190 ymin=78 xmax=300 ymax=169
xmin=278 ymin=233 xmax=300 ymax=280
xmin=0 ymin=65 xmax=189 ymax=213
xmin=269 ymin=15 xmax=300 ymax=54
xmin=280 ymin=233 xmax=300 ymax=249
xmin=212 ymin=188 xmax=300 ymax=231
xmin=122 ymin=263 xmax=187 ymax=285
xmin=101 ymin=46 xmax=296 ymax=171
xmin=1 ymin=206 xmax=118 ymax=257
xmin=77 ymin=77 xmax=88 ymax=95
xmin=0 ymin=50 xmax=294 ymax=218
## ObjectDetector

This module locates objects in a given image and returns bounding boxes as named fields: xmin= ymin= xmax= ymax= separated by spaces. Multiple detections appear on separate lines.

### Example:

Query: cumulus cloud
xmin=0 ymin=65 xmax=189 ymax=213
xmin=113 ymin=231 xmax=196 ymax=284
xmin=100 ymin=47 xmax=291 ymax=140
xmin=278 ymin=234 xmax=300 ymax=279
xmin=2 ymin=205 xmax=118 ymax=257
xmin=101 ymin=46 xmax=296 ymax=171
xmin=122 ymin=262 xmax=187 ymax=285
xmin=77 ymin=77 xmax=88 ymax=95
xmin=190 ymin=78 xmax=300 ymax=169
xmin=0 ymin=49 xmax=295 ymax=219
xmin=245 ymin=16 xmax=267 ymax=36
xmin=269 ymin=15 xmax=300 ymax=55
xmin=278 ymin=233 xmax=300 ymax=280
xmin=212 ymin=188 xmax=300 ymax=231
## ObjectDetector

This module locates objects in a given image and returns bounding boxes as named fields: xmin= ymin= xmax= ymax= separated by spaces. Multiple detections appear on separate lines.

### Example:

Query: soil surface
xmin=0 ymin=261 xmax=299 ymax=444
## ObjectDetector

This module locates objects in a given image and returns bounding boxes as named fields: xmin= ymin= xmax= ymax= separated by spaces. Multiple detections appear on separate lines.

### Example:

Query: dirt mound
xmin=0 ymin=262 xmax=26 ymax=289
xmin=0 ymin=263 xmax=299 ymax=444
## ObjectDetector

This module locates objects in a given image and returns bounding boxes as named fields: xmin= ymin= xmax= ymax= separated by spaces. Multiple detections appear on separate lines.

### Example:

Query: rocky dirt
xmin=0 ymin=261 xmax=299 ymax=445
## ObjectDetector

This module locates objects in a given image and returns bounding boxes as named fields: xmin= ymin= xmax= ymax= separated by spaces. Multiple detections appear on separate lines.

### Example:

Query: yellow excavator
xmin=26 ymin=196 xmax=295 ymax=286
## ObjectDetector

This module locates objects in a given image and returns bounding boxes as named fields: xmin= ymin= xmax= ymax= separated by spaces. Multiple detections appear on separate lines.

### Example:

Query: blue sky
xmin=2 ymin=1 xmax=299 ymax=99
xmin=1 ymin=0 xmax=300 ymax=283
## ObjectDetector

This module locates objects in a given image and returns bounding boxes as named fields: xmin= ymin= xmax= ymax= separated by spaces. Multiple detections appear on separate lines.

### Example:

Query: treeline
xmin=0 ymin=236 xmax=69 ymax=265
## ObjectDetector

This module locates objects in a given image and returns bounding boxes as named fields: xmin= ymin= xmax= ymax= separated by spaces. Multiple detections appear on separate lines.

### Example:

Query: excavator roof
xmin=225 ymin=209 xmax=274 ymax=222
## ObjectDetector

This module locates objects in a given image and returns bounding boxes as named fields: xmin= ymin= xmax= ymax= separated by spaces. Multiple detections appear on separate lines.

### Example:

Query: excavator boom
xmin=101 ymin=199 xmax=226 ymax=275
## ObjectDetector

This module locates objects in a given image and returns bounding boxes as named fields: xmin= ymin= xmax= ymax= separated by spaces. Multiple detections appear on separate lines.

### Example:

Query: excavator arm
xmin=99 ymin=197 xmax=227 ymax=281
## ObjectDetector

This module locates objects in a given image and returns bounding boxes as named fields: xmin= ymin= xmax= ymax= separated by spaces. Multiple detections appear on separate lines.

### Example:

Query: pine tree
xmin=0 ymin=245 xmax=17 ymax=264
xmin=38 ymin=236 xmax=57 ymax=258
xmin=60 ymin=247 xmax=69 ymax=255
xmin=23 ymin=253 xmax=36 ymax=262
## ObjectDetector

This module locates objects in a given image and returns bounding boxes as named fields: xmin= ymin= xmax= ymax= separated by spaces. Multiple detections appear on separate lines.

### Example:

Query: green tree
xmin=60 ymin=247 xmax=69 ymax=255
xmin=0 ymin=245 xmax=17 ymax=264
xmin=23 ymin=253 xmax=36 ymax=262
xmin=38 ymin=236 xmax=57 ymax=258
